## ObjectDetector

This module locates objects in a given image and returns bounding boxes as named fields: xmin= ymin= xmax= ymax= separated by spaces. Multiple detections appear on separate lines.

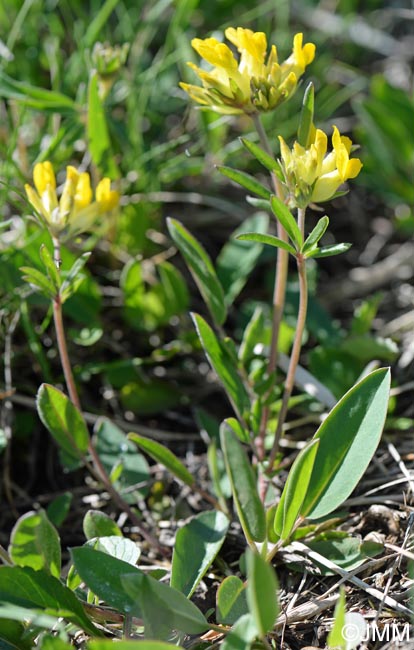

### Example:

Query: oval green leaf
xmin=307 ymin=243 xmax=352 ymax=258
xmin=167 ymin=218 xmax=226 ymax=326
xmin=171 ymin=510 xmax=229 ymax=597
xmin=217 ymin=576 xmax=248 ymax=625
xmin=37 ymin=384 xmax=89 ymax=461
xmin=240 ymin=138 xmax=284 ymax=180
xmin=122 ymin=572 xmax=208 ymax=637
xmin=9 ymin=510 xmax=61 ymax=578
xmin=301 ymin=367 xmax=391 ymax=519
xmin=220 ymin=423 xmax=266 ymax=543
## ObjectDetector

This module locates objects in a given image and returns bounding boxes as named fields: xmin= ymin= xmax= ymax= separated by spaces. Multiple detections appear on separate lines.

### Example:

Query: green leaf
xmin=246 ymin=550 xmax=279 ymax=636
xmin=221 ymin=614 xmax=258 ymax=650
xmin=327 ymin=589 xmax=346 ymax=650
xmin=87 ymin=72 xmax=118 ymax=178
xmin=46 ymin=492 xmax=72 ymax=527
xmin=302 ymin=216 xmax=330 ymax=253
xmin=240 ymin=138 xmax=284 ymax=180
xmin=122 ymin=572 xmax=209 ymax=638
xmin=220 ymin=422 xmax=266 ymax=543
xmin=83 ymin=510 xmax=122 ymax=540
xmin=307 ymin=243 xmax=352 ymax=258
xmin=273 ymin=439 xmax=320 ymax=540
xmin=60 ymin=253 xmax=91 ymax=303
xmin=167 ymin=218 xmax=226 ymax=326
xmin=0 ymin=566 xmax=99 ymax=635
xmin=83 ymin=0 xmax=120 ymax=47
xmin=20 ymin=266 xmax=56 ymax=299
xmin=39 ymin=245 xmax=61 ymax=291
xmin=236 ymin=232 xmax=296 ymax=255
xmin=297 ymin=82 xmax=314 ymax=147
xmin=9 ymin=510 xmax=61 ymax=578
xmin=216 ymin=166 xmax=271 ymax=200
xmin=270 ymin=195 xmax=303 ymax=248
xmin=0 ymin=604 xmax=59 ymax=631
xmin=217 ymin=576 xmax=248 ymax=625
xmin=88 ymin=536 xmax=141 ymax=566
xmin=36 ymin=384 xmax=89 ymax=462
xmin=224 ymin=416 xmax=250 ymax=443
xmin=128 ymin=433 xmax=195 ymax=487
xmin=94 ymin=419 xmax=150 ymax=501
xmin=301 ymin=368 xmax=391 ymax=519
xmin=0 ymin=617 xmax=33 ymax=650
xmin=39 ymin=634 xmax=73 ymax=650
xmin=306 ymin=533 xmax=383 ymax=574
xmin=171 ymin=510 xmax=229 ymax=597
xmin=0 ymin=71 xmax=76 ymax=112
xmin=192 ymin=313 xmax=250 ymax=419
xmin=239 ymin=307 xmax=265 ymax=366
xmin=70 ymin=546 xmax=142 ymax=615
xmin=217 ymin=213 xmax=269 ymax=306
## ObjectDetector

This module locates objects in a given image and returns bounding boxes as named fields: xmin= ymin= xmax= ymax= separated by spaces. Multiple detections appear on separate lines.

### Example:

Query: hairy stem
xmin=252 ymin=114 xmax=289 ymax=461
xmin=267 ymin=207 xmax=308 ymax=469
xmin=51 ymin=237 xmax=165 ymax=551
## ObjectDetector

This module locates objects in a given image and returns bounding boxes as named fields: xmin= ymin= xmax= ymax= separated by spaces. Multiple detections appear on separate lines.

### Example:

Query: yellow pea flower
xmin=180 ymin=27 xmax=315 ymax=115
xmin=279 ymin=126 xmax=362 ymax=208
xmin=25 ymin=161 xmax=119 ymax=238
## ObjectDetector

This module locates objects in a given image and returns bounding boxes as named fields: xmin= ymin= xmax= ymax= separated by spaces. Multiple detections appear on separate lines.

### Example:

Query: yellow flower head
xmin=180 ymin=27 xmax=315 ymax=115
xmin=279 ymin=126 xmax=362 ymax=208
xmin=25 ymin=161 xmax=119 ymax=237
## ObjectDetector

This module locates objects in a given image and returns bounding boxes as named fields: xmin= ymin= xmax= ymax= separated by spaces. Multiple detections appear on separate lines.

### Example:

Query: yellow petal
xmin=25 ymin=184 xmax=45 ymax=218
xmin=96 ymin=178 xmax=120 ymax=211
xmin=75 ymin=173 xmax=93 ymax=209
xmin=192 ymin=37 xmax=237 ymax=72
xmin=311 ymin=170 xmax=342 ymax=203
xmin=346 ymin=158 xmax=363 ymax=179
xmin=33 ymin=161 xmax=56 ymax=194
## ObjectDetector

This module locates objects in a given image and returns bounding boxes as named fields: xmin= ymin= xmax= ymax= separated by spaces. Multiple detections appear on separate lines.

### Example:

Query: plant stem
xmin=267 ymin=207 xmax=308 ymax=470
xmin=251 ymin=114 xmax=289 ymax=461
xmin=51 ymin=237 xmax=165 ymax=552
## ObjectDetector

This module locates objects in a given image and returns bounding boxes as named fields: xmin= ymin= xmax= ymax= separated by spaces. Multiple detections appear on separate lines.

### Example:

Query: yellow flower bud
xmin=96 ymin=178 xmax=120 ymax=211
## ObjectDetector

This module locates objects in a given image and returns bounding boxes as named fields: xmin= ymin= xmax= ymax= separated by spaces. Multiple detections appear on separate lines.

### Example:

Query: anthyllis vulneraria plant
xmin=168 ymin=26 xmax=389 ymax=574
xmin=180 ymin=27 xmax=315 ymax=115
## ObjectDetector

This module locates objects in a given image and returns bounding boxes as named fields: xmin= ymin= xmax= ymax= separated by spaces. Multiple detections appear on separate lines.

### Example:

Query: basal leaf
xmin=167 ymin=218 xmax=226 ymax=326
xmin=301 ymin=368 xmax=391 ymax=519
xmin=128 ymin=433 xmax=194 ymax=486
xmin=221 ymin=614 xmax=258 ymax=650
xmin=9 ymin=510 xmax=61 ymax=578
xmin=0 ymin=566 xmax=99 ymax=635
xmin=83 ymin=510 xmax=122 ymax=540
xmin=122 ymin=572 xmax=208 ymax=637
xmin=217 ymin=576 xmax=248 ymax=625
xmin=246 ymin=551 xmax=279 ymax=636
xmin=70 ymin=546 xmax=142 ymax=615
xmin=192 ymin=313 xmax=250 ymax=419
xmin=220 ymin=423 xmax=266 ymax=543
xmin=171 ymin=510 xmax=229 ymax=597
xmin=273 ymin=439 xmax=320 ymax=541
xmin=37 ymin=384 xmax=89 ymax=461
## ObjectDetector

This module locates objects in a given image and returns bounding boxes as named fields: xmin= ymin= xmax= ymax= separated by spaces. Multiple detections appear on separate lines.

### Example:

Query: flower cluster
xmin=279 ymin=126 xmax=363 ymax=208
xmin=180 ymin=28 xmax=315 ymax=115
xmin=25 ymin=162 xmax=119 ymax=238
